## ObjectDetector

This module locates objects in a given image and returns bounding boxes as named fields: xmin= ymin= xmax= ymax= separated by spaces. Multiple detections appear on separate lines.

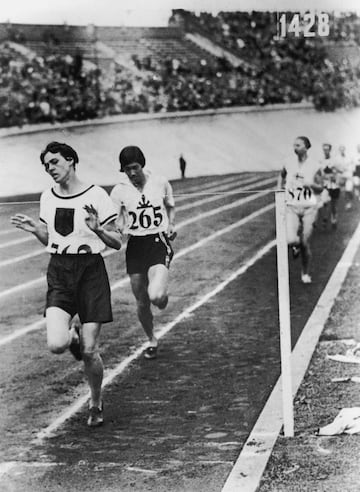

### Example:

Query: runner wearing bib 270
xmin=279 ymin=136 xmax=323 ymax=284
xmin=11 ymin=141 xmax=122 ymax=428
xmin=110 ymin=146 xmax=175 ymax=359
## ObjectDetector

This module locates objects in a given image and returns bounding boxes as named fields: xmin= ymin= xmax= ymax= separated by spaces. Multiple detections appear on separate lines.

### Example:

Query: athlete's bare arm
xmin=84 ymin=204 xmax=122 ymax=250
xmin=166 ymin=203 xmax=176 ymax=240
xmin=10 ymin=213 xmax=49 ymax=245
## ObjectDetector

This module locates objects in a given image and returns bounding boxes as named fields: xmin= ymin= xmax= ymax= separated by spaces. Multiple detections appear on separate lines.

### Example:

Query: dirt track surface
xmin=1 ymin=172 xmax=360 ymax=491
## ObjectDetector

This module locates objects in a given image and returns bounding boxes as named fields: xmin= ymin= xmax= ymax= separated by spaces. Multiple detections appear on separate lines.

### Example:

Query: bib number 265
xmin=129 ymin=206 xmax=163 ymax=230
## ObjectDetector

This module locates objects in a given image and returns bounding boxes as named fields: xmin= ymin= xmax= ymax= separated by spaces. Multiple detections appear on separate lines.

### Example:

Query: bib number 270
xmin=129 ymin=206 xmax=163 ymax=230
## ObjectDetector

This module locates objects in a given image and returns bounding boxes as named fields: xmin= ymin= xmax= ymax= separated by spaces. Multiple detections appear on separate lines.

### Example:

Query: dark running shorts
xmin=126 ymin=232 xmax=174 ymax=275
xmin=329 ymin=188 xmax=340 ymax=200
xmin=46 ymin=254 xmax=112 ymax=323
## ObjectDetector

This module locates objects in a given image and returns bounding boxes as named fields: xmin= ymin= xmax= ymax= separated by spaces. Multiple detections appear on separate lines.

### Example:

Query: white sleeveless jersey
xmin=40 ymin=185 xmax=118 ymax=254
xmin=319 ymin=157 xmax=341 ymax=189
xmin=110 ymin=171 xmax=175 ymax=236
xmin=283 ymin=156 xmax=320 ymax=208
xmin=337 ymin=154 xmax=355 ymax=180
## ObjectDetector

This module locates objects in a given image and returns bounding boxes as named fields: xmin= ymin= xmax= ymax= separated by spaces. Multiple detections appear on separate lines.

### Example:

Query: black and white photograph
xmin=1 ymin=0 xmax=360 ymax=490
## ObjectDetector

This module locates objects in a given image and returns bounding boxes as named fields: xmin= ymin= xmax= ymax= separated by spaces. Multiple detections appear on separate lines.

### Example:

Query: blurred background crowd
xmin=0 ymin=9 xmax=359 ymax=128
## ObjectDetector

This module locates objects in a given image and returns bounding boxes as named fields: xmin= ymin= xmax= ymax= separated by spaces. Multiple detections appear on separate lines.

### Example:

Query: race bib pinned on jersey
xmin=286 ymin=187 xmax=316 ymax=207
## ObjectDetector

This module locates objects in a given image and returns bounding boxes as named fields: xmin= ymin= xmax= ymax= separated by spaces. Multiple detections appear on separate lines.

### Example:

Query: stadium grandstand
xmin=0 ymin=9 xmax=359 ymax=128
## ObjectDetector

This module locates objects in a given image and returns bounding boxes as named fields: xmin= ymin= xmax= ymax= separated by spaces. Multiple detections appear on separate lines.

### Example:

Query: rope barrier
xmin=0 ymin=188 xmax=280 ymax=205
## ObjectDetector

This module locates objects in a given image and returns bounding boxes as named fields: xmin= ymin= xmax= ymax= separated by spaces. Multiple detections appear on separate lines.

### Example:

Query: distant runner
xmin=337 ymin=145 xmax=355 ymax=210
xmin=318 ymin=143 xmax=341 ymax=229
xmin=279 ymin=136 xmax=323 ymax=284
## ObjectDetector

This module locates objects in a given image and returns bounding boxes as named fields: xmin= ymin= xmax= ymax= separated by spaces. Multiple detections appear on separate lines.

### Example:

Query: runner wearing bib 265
xmin=110 ymin=146 xmax=175 ymax=360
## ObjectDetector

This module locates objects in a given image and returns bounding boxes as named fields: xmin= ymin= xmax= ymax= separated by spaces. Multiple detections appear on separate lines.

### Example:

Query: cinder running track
xmin=0 ymin=108 xmax=360 ymax=491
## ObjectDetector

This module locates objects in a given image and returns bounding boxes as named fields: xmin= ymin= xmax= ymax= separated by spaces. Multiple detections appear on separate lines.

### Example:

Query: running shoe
xmin=87 ymin=403 xmax=104 ymax=427
xmin=291 ymin=246 xmax=300 ymax=259
xmin=144 ymin=346 xmax=158 ymax=360
xmin=301 ymin=273 xmax=312 ymax=284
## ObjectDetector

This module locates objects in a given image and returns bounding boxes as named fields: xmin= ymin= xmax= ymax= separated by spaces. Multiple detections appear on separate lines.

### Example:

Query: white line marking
xmin=0 ymin=276 xmax=46 ymax=301
xmin=177 ymin=177 xmax=273 ymax=211
xmin=0 ymin=461 xmax=63 ymax=477
xmin=0 ymin=461 xmax=18 ymax=476
xmin=0 ymin=229 xmax=15 ymax=236
xmin=0 ymin=319 xmax=45 ymax=347
xmin=0 ymin=249 xmax=44 ymax=268
xmin=0 ymin=236 xmax=34 ymax=249
xmin=126 ymin=466 xmax=159 ymax=474
xmin=0 ymin=203 xmax=274 ymax=347
xmin=0 ymin=177 xmax=275 ymax=295
xmin=34 ymin=239 xmax=276 ymax=442
xmin=176 ymin=178 xmax=274 ymax=231
xmin=221 ymin=220 xmax=360 ymax=492
xmin=175 ymin=174 xmax=254 ymax=201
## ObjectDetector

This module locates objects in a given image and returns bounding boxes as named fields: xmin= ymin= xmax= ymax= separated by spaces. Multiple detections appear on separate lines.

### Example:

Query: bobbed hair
xmin=40 ymin=142 xmax=79 ymax=166
xmin=297 ymin=136 xmax=311 ymax=150
xmin=119 ymin=146 xmax=146 ymax=172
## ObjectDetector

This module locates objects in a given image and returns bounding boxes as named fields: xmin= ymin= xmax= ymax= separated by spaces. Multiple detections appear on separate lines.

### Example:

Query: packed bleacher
xmin=0 ymin=10 xmax=359 ymax=128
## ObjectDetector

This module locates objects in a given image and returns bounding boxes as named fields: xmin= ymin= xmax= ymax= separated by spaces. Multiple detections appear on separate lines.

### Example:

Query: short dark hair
xmin=323 ymin=143 xmax=332 ymax=150
xmin=119 ymin=146 xmax=145 ymax=172
xmin=40 ymin=142 xmax=79 ymax=166
xmin=297 ymin=136 xmax=311 ymax=150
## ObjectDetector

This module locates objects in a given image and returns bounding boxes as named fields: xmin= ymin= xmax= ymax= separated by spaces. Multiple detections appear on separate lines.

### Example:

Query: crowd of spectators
xmin=170 ymin=9 xmax=360 ymax=111
xmin=0 ymin=10 xmax=359 ymax=128
xmin=0 ymin=43 xmax=106 ymax=127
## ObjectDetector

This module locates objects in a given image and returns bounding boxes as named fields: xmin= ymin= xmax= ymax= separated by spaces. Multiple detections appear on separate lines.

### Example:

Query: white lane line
xmin=0 ymin=276 xmax=46 ymax=301
xmin=0 ymin=202 xmax=274 ymax=348
xmin=34 ymin=239 xmax=276 ymax=442
xmin=175 ymin=174 xmax=252 ymax=201
xmin=0 ymin=178 xmax=275 ymax=296
xmin=175 ymin=203 xmax=274 ymax=260
xmin=0 ymin=249 xmax=44 ymax=268
xmin=0 ymin=461 xmax=64 ymax=478
xmin=177 ymin=177 xmax=272 ymax=211
xmin=0 ymin=319 xmax=45 ymax=347
xmin=176 ymin=178 xmax=274 ymax=231
xmin=0 ymin=229 xmax=16 ymax=236
xmin=0 ymin=236 xmax=34 ymax=249
xmin=221 ymin=220 xmax=360 ymax=492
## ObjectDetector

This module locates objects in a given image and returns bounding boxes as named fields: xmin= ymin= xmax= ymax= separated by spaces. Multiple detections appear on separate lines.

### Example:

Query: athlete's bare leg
xmin=130 ymin=273 xmax=156 ymax=344
xmin=46 ymin=306 xmax=73 ymax=353
xmin=81 ymin=322 xmax=103 ymax=409
xmin=148 ymin=264 xmax=169 ymax=310
xmin=300 ymin=210 xmax=316 ymax=280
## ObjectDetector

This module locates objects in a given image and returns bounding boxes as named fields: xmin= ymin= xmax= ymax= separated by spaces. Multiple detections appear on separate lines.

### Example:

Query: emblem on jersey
xmin=137 ymin=195 xmax=152 ymax=209
xmin=54 ymin=208 xmax=74 ymax=236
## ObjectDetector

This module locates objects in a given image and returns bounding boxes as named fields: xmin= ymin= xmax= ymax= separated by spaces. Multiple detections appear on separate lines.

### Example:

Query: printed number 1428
xmin=278 ymin=12 xmax=330 ymax=37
